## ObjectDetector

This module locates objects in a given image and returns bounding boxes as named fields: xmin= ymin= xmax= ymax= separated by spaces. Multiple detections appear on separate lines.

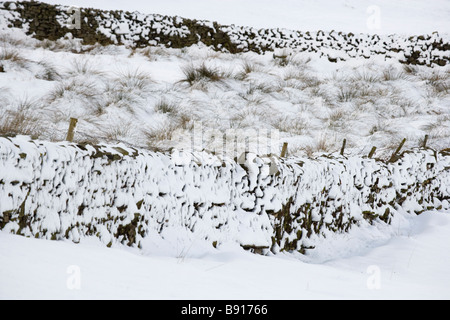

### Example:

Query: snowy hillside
xmin=0 ymin=1 xmax=449 ymax=157
xmin=0 ymin=0 xmax=449 ymax=300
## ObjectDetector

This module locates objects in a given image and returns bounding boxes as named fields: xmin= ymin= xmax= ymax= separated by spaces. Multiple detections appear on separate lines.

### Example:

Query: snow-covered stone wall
xmin=0 ymin=1 xmax=449 ymax=66
xmin=1 ymin=136 xmax=449 ymax=254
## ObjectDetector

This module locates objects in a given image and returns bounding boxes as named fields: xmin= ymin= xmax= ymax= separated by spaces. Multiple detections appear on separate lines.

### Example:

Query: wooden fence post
xmin=422 ymin=135 xmax=429 ymax=148
xmin=66 ymin=118 xmax=78 ymax=142
xmin=280 ymin=142 xmax=288 ymax=158
xmin=340 ymin=139 xmax=346 ymax=156
xmin=368 ymin=146 xmax=377 ymax=159
xmin=388 ymin=138 xmax=406 ymax=162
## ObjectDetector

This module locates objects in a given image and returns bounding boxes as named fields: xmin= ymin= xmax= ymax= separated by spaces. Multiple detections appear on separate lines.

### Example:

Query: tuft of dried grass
xmin=351 ymin=69 xmax=381 ymax=83
xmin=421 ymin=71 xmax=450 ymax=95
xmin=144 ymin=122 xmax=180 ymax=152
xmin=0 ymin=33 xmax=26 ymax=47
xmin=154 ymin=98 xmax=177 ymax=115
xmin=102 ymin=121 xmax=136 ymax=142
xmin=272 ymin=115 xmax=308 ymax=135
xmin=66 ymin=57 xmax=104 ymax=77
xmin=382 ymin=68 xmax=406 ymax=81
xmin=35 ymin=60 xmax=61 ymax=81
xmin=133 ymin=46 xmax=169 ymax=61
xmin=283 ymin=69 xmax=321 ymax=88
xmin=181 ymin=63 xmax=226 ymax=85
xmin=0 ymin=46 xmax=28 ymax=68
xmin=272 ymin=49 xmax=306 ymax=67
xmin=115 ymin=68 xmax=152 ymax=92
xmin=46 ymin=78 xmax=101 ymax=104
xmin=234 ymin=60 xmax=261 ymax=80
xmin=421 ymin=114 xmax=450 ymax=133
xmin=315 ymin=134 xmax=335 ymax=153
xmin=336 ymin=85 xmax=359 ymax=102
xmin=327 ymin=109 xmax=347 ymax=128
xmin=0 ymin=98 xmax=43 ymax=137
xmin=402 ymin=64 xmax=418 ymax=75
xmin=95 ymin=69 xmax=153 ymax=112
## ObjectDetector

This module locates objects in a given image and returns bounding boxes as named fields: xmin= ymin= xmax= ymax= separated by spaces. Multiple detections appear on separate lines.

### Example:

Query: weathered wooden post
xmin=422 ymin=135 xmax=429 ymax=148
xmin=280 ymin=142 xmax=288 ymax=158
xmin=66 ymin=117 xmax=78 ymax=142
xmin=368 ymin=146 xmax=377 ymax=159
xmin=340 ymin=139 xmax=346 ymax=156
xmin=388 ymin=138 xmax=406 ymax=162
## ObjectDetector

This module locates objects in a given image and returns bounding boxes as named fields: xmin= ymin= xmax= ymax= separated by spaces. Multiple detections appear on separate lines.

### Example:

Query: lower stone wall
xmin=1 ymin=136 xmax=448 ymax=254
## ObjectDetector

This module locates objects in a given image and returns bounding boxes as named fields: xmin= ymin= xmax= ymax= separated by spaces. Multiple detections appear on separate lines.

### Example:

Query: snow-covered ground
xmin=0 ymin=1 xmax=449 ymax=300
xmin=1 ymin=34 xmax=449 ymax=158
xmin=1 ymin=210 xmax=449 ymax=299
xmin=0 ymin=1 xmax=449 ymax=157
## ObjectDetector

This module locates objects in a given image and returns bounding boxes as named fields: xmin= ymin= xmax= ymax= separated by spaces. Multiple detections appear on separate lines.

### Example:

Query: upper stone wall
xmin=0 ymin=1 xmax=449 ymax=66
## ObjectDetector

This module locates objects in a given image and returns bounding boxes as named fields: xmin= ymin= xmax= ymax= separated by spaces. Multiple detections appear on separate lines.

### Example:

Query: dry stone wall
xmin=0 ymin=1 xmax=449 ymax=66
xmin=1 ymin=136 xmax=449 ymax=254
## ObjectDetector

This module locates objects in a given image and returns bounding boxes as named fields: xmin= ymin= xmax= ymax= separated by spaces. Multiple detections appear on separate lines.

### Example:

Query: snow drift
xmin=0 ymin=136 xmax=448 ymax=255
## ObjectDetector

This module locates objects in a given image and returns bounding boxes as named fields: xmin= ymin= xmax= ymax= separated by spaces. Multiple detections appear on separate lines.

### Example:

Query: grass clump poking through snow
xmin=35 ymin=60 xmax=61 ymax=81
xmin=0 ymin=46 xmax=20 ymax=61
xmin=0 ymin=98 xmax=43 ymax=137
xmin=181 ymin=63 xmax=226 ymax=85
xmin=66 ymin=57 xmax=104 ymax=77
xmin=115 ymin=69 xmax=152 ymax=92
xmin=382 ymin=68 xmax=406 ymax=81
xmin=102 ymin=120 xmax=137 ymax=143
xmin=154 ymin=98 xmax=178 ymax=115
xmin=0 ymin=46 xmax=28 ymax=69
xmin=336 ymin=85 xmax=359 ymax=102
xmin=101 ymin=69 xmax=152 ymax=112
xmin=46 ymin=78 xmax=101 ymax=104
xmin=234 ymin=60 xmax=261 ymax=80
xmin=421 ymin=70 xmax=450 ymax=96
xmin=144 ymin=122 xmax=180 ymax=152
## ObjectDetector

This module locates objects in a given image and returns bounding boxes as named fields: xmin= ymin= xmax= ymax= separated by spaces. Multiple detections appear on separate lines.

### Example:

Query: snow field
xmin=1 ymin=209 xmax=450 ymax=299
xmin=0 ymin=32 xmax=449 ymax=157
xmin=0 ymin=1 xmax=449 ymax=158
xmin=0 ymin=0 xmax=449 ymax=300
